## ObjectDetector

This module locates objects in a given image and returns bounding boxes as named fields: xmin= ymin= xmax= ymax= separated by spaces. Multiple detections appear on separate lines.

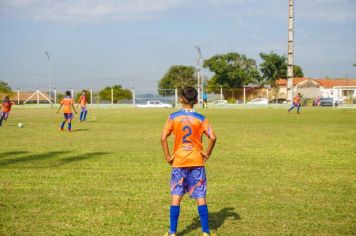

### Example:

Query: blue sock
xmin=60 ymin=121 xmax=66 ymax=129
xmin=198 ymin=205 xmax=210 ymax=234
xmin=80 ymin=112 xmax=83 ymax=121
xmin=68 ymin=122 xmax=72 ymax=131
xmin=170 ymin=205 xmax=180 ymax=234
xmin=84 ymin=111 xmax=87 ymax=120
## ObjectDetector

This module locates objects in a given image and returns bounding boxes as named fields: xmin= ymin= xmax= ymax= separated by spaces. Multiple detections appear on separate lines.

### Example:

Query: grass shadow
xmin=0 ymin=151 xmax=69 ymax=167
xmin=51 ymin=152 xmax=110 ymax=167
xmin=179 ymin=207 xmax=241 ymax=235
xmin=0 ymin=151 xmax=29 ymax=159
xmin=71 ymin=128 xmax=89 ymax=132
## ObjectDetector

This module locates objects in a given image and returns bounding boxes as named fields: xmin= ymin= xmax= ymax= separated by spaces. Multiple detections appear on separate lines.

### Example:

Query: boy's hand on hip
xmin=201 ymin=151 xmax=210 ymax=162
xmin=166 ymin=154 xmax=175 ymax=165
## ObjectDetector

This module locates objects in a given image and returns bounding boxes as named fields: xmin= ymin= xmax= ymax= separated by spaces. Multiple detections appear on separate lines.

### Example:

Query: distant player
xmin=57 ymin=91 xmax=77 ymax=132
xmin=288 ymin=92 xmax=302 ymax=114
xmin=202 ymin=92 xmax=208 ymax=109
xmin=77 ymin=90 xmax=88 ymax=122
xmin=0 ymin=96 xmax=15 ymax=127
xmin=161 ymin=87 xmax=217 ymax=236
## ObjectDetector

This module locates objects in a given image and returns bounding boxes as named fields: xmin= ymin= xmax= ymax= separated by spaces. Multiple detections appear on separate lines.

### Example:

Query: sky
xmin=0 ymin=0 xmax=355 ymax=91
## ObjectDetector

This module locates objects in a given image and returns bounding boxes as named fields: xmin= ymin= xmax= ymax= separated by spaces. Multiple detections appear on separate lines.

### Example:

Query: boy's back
xmin=163 ymin=109 xmax=213 ymax=167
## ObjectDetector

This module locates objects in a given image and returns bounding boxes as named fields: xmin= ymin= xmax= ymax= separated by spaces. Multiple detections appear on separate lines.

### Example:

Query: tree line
xmin=158 ymin=52 xmax=304 ymax=93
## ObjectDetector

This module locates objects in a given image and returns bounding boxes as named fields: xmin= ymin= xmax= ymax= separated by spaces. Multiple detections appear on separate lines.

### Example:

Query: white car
xmin=210 ymin=100 xmax=228 ymax=105
xmin=247 ymin=98 xmax=268 ymax=105
xmin=136 ymin=100 xmax=172 ymax=108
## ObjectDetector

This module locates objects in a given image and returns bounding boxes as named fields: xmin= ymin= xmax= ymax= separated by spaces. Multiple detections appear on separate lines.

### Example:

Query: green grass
xmin=0 ymin=107 xmax=355 ymax=235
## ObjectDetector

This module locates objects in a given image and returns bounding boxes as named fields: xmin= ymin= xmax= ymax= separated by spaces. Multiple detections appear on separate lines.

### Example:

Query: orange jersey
xmin=1 ymin=101 xmax=14 ymax=112
xmin=60 ymin=97 xmax=74 ymax=113
xmin=78 ymin=95 xmax=87 ymax=107
xmin=293 ymin=96 xmax=301 ymax=104
xmin=162 ymin=109 xmax=214 ymax=167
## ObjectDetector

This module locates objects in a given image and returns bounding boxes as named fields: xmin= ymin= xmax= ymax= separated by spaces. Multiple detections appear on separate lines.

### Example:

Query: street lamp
xmin=44 ymin=51 xmax=51 ymax=100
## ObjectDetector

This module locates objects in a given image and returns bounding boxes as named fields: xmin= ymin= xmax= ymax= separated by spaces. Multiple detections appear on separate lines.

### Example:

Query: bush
xmin=227 ymin=98 xmax=236 ymax=104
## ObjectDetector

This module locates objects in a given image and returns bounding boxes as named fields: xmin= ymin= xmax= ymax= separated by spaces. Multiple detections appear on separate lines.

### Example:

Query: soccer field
xmin=1 ymin=108 xmax=355 ymax=235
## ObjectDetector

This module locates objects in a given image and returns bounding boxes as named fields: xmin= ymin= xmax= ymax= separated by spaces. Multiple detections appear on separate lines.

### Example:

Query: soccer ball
xmin=18 ymin=123 xmax=24 ymax=128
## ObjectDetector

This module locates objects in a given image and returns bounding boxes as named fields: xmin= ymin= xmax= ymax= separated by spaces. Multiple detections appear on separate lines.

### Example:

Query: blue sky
xmin=0 ymin=0 xmax=355 ymax=91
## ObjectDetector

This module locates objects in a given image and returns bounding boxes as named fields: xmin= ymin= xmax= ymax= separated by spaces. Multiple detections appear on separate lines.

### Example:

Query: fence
xmin=4 ymin=88 xmax=178 ymax=107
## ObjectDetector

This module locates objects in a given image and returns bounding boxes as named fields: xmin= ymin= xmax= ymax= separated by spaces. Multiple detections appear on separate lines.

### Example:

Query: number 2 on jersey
xmin=182 ymin=125 xmax=192 ymax=143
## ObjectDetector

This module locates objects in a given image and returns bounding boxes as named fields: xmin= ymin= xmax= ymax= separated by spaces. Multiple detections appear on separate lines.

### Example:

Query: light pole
xmin=44 ymin=51 xmax=51 ymax=100
xmin=195 ymin=46 xmax=202 ymax=106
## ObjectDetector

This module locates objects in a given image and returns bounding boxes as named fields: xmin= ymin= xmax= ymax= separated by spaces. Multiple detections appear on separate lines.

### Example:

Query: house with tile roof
xmin=276 ymin=77 xmax=356 ymax=102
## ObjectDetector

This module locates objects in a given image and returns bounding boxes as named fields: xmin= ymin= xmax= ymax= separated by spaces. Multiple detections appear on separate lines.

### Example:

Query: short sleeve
xmin=60 ymin=99 xmax=64 ymax=105
xmin=162 ymin=117 xmax=173 ymax=135
xmin=202 ymin=118 xmax=214 ymax=138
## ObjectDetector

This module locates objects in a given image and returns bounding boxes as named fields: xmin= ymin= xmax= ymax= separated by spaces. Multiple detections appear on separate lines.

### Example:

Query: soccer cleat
xmin=60 ymin=128 xmax=64 ymax=131
xmin=163 ymin=232 xmax=176 ymax=236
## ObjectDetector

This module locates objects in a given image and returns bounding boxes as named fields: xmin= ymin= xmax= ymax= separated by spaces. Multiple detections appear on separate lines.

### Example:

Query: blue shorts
xmin=170 ymin=167 xmax=207 ymax=199
xmin=1 ymin=112 xmax=9 ymax=120
xmin=63 ymin=113 xmax=73 ymax=120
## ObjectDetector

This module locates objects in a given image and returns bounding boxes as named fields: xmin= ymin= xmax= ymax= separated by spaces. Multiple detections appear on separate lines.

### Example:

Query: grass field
xmin=0 ymin=107 xmax=355 ymax=235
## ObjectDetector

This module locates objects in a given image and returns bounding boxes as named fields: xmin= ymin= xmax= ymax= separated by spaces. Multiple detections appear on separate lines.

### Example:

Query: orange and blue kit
xmin=163 ymin=108 xmax=214 ymax=198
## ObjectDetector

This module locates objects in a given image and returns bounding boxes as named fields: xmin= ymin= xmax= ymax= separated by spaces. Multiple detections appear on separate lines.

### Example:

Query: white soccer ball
xmin=18 ymin=123 xmax=24 ymax=128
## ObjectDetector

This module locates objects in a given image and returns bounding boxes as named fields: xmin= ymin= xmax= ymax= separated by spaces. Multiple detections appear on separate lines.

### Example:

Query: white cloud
xmin=0 ymin=0 xmax=250 ymax=23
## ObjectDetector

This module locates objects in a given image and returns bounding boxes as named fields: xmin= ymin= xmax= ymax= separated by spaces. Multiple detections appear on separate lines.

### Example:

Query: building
xmin=276 ymin=77 xmax=356 ymax=102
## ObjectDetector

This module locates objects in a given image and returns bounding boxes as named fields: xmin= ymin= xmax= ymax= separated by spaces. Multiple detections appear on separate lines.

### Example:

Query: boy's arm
xmin=56 ymin=104 xmax=62 ymax=113
xmin=71 ymin=104 xmax=77 ymax=114
xmin=201 ymin=120 xmax=217 ymax=162
xmin=161 ymin=132 xmax=174 ymax=165
xmin=202 ymin=131 xmax=217 ymax=162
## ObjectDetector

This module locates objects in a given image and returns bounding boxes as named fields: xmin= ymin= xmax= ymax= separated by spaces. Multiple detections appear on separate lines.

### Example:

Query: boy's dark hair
xmin=65 ymin=91 xmax=71 ymax=96
xmin=4 ymin=96 xmax=9 ymax=100
xmin=181 ymin=86 xmax=198 ymax=106
xmin=82 ymin=90 xmax=86 ymax=93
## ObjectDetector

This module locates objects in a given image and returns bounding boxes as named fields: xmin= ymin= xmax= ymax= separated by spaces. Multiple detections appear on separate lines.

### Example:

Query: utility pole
xmin=287 ymin=0 xmax=294 ymax=103
xmin=44 ymin=51 xmax=52 ymax=100
xmin=195 ymin=46 xmax=203 ymax=107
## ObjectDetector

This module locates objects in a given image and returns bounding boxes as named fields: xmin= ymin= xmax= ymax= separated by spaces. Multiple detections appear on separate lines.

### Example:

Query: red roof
xmin=277 ymin=77 xmax=356 ymax=88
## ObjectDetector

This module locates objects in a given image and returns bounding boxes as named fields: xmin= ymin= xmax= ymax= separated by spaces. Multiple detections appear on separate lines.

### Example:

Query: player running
xmin=161 ymin=86 xmax=217 ymax=236
xmin=288 ymin=92 xmax=302 ymax=114
xmin=57 ymin=91 xmax=77 ymax=132
xmin=0 ymin=96 xmax=15 ymax=127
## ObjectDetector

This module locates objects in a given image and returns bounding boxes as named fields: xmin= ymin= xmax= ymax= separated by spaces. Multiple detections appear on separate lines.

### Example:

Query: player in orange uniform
xmin=77 ymin=90 xmax=88 ymax=122
xmin=288 ymin=92 xmax=302 ymax=114
xmin=161 ymin=87 xmax=217 ymax=236
xmin=0 ymin=96 xmax=15 ymax=126
xmin=57 ymin=91 xmax=77 ymax=132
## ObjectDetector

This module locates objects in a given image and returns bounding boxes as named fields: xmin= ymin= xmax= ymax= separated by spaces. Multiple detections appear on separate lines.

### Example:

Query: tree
xmin=0 ymin=81 xmax=12 ymax=93
xmin=99 ymin=85 xmax=132 ymax=103
xmin=158 ymin=65 xmax=196 ymax=95
xmin=293 ymin=65 xmax=304 ymax=77
xmin=203 ymin=52 xmax=261 ymax=91
xmin=259 ymin=52 xmax=304 ymax=88
xmin=259 ymin=52 xmax=287 ymax=88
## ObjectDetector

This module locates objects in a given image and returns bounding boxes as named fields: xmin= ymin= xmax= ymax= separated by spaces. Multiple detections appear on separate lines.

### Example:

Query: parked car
xmin=247 ymin=98 xmax=268 ymax=105
xmin=210 ymin=100 xmax=228 ymax=105
xmin=136 ymin=100 xmax=172 ymax=108
xmin=269 ymin=98 xmax=287 ymax=104
xmin=319 ymin=97 xmax=338 ymax=106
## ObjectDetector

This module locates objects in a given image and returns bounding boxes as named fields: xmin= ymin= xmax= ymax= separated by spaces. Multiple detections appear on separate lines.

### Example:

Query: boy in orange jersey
xmin=0 ymin=96 xmax=15 ymax=126
xmin=77 ymin=90 xmax=88 ymax=122
xmin=288 ymin=92 xmax=302 ymax=114
xmin=57 ymin=91 xmax=77 ymax=132
xmin=161 ymin=87 xmax=217 ymax=236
